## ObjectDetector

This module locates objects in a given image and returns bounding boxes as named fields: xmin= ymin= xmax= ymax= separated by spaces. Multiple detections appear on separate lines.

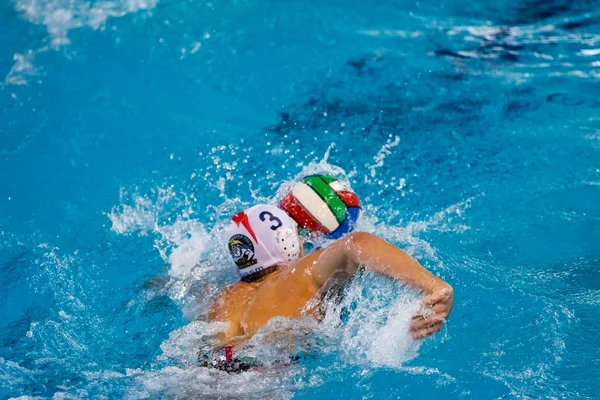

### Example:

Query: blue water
xmin=2 ymin=0 xmax=600 ymax=398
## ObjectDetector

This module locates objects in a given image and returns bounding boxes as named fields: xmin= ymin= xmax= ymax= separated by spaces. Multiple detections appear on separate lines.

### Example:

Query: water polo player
xmin=203 ymin=203 xmax=453 ymax=371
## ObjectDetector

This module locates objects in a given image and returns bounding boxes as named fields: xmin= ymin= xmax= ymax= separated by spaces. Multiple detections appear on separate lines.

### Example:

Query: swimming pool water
xmin=1 ymin=0 xmax=600 ymax=398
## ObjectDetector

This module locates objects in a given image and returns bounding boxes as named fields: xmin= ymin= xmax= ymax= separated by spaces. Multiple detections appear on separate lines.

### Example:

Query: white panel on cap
xmin=292 ymin=182 xmax=339 ymax=232
xmin=328 ymin=180 xmax=350 ymax=192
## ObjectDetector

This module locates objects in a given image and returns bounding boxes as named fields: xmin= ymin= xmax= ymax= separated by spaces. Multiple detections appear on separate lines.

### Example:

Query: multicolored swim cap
xmin=225 ymin=205 xmax=300 ymax=280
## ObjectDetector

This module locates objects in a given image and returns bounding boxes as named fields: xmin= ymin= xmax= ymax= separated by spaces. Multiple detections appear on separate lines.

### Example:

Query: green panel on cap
xmin=319 ymin=175 xmax=336 ymax=184
xmin=303 ymin=176 xmax=347 ymax=223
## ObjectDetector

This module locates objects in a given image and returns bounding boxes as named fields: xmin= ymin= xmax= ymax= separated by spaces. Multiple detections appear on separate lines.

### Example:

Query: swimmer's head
xmin=225 ymin=204 xmax=302 ymax=281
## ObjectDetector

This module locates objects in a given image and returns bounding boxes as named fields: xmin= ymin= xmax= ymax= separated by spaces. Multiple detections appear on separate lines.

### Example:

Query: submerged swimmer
xmin=203 ymin=205 xmax=453 ymax=370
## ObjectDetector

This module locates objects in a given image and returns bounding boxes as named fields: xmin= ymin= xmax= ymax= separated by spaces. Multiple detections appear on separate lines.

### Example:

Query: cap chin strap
xmin=240 ymin=265 xmax=280 ymax=282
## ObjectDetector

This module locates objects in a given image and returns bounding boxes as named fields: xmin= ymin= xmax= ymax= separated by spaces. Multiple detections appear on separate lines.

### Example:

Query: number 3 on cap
xmin=259 ymin=211 xmax=282 ymax=231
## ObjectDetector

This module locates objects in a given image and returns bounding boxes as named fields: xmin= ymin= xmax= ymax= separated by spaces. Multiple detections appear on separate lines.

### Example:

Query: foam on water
xmin=25 ymin=247 xmax=113 ymax=366
xmin=108 ymin=187 xmax=215 ymax=279
xmin=130 ymin=285 xmax=423 ymax=398
xmin=107 ymin=186 xmax=239 ymax=321
xmin=128 ymin=365 xmax=302 ymax=400
xmin=14 ymin=0 xmax=158 ymax=47
xmin=0 ymin=234 xmax=135 ymax=398
xmin=317 ymin=272 xmax=423 ymax=368
xmin=4 ymin=0 xmax=158 ymax=85
xmin=2 ymin=51 xmax=37 ymax=86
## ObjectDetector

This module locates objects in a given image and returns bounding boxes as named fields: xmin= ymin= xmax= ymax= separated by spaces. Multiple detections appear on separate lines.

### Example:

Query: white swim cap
xmin=225 ymin=205 xmax=300 ymax=280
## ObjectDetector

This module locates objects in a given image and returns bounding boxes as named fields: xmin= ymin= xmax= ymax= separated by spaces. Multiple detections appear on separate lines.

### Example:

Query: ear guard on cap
xmin=273 ymin=228 xmax=300 ymax=262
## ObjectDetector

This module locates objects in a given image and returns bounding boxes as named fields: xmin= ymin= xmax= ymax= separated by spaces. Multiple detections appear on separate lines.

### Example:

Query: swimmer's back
xmin=208 ymin=249 xmax=323 ymax=344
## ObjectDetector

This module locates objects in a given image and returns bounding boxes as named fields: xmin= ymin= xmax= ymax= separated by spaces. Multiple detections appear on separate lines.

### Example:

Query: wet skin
xmin=208 ymin=232 xmax=454 ymax=345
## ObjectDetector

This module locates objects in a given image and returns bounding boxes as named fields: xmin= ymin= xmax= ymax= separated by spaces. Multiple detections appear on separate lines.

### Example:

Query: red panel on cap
xmin=337 ymin=191 xmax=361 ymax=208
xmin=280 ymin=193 xmax=329 ymax=234
xmin=231 ymin=211 xmax=258 ymax=243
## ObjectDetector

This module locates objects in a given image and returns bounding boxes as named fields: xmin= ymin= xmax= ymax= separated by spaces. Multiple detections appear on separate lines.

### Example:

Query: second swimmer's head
xmin=225 ymin=204 xmax=302 ymax=281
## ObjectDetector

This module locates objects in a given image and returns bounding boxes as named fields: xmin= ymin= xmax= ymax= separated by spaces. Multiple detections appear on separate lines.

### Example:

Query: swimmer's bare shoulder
xmin=208 ymin=283 xmax=255 ymax=343
xmin=207 ymin=251 xmax=324 ymax=344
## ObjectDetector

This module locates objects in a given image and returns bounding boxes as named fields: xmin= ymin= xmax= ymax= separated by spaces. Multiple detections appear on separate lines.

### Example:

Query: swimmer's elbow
xmin=342 ymin=232 xmax=378 ymax=254
xmin=340 ymin=232 xmax=376 ymax=273
xmin=345 ymin=231 xmax=374 ymax=244
xmin=344 ymin=231 xmax=377 ymax=254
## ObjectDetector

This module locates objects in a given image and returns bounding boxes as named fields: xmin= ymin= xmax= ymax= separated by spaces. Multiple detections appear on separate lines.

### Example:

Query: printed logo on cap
xmin=228 ymin=234 xmax=258 ymax=269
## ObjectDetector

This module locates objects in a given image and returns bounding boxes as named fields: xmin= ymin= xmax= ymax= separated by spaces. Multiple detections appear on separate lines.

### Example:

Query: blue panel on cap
xmin=327 ymin=207 xmax=360 ymax=239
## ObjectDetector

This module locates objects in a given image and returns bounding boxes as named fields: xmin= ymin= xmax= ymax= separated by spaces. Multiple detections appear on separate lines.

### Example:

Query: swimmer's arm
xmin=310 ymin=232 xmax=448 ymax=292
xmin=309 ymin=232 xmax=453 ymax=339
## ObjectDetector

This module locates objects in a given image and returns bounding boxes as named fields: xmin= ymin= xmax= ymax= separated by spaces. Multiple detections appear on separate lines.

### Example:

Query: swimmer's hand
xmin=410 ymin=285 xmax=454 ymax=340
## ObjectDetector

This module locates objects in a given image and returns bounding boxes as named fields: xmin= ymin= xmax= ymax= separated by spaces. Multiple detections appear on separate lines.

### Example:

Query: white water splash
xmin=107 ymin=186 xmax=240 ymax=322
xmin=132 ymin=319 xmax=308 ymax=398
xmin=157 ymin=320 xmax=228 ymax=366
xmin=1 ymin=359 xmax=42 ymax=398
xmin=128 ymin=364 xmax=300 ymax=400
xmin=4 ymin=0 xmax=158 ymax=85
xmin=14 ymin=0 xmax=158 ymax=47
xmin=3 ymin=51 xmax=37 ymax=86
xmin=367 ymin=135 xmax=400 ymax=179
xmin=107 ymin=188 xmax=176 ymax=235
xmin=318 ymin=272 xmax=423 ymax=368
xmin=276 ymin=144 xmax=350 ymax=201
xmin=156 ymin=218 xmax=208 ymax=280
xmin=107 ymin=187 xmax=217 ymax=280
